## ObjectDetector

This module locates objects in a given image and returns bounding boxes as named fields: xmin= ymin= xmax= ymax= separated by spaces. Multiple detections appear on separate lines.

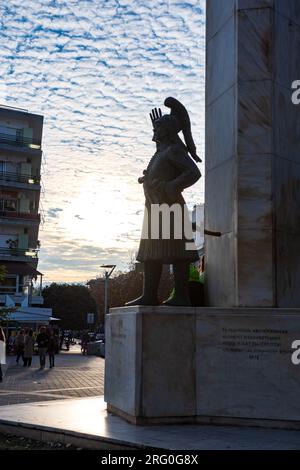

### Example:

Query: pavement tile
xmin=0 ymin=346 xmax=104 ymax=406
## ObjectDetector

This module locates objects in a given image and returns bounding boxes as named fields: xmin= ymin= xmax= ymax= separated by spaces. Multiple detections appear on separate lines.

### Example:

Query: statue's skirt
xmin=136 ymin=202 xmax=199 ymax=264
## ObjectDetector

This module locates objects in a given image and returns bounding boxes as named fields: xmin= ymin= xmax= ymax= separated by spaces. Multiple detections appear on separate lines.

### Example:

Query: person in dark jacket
xmin=23 ymin=329 xmax=34 ymax=367
xmin=47 ymin=331 xmax=58 ymax=368
xmin=36 ymin=326 xmax=49 ymax=369
xmin=0 ymin=327 xmax=6 ymax=382
xmin=15 ymin=330 xmax=25 ymax=365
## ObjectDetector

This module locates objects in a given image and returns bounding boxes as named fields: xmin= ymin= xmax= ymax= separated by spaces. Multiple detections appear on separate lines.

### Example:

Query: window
xmin=0 ymin=162 xmax=18 ymax=181
xmin=0 ymin=198 xmax=17 ymax=212
xmin=0 ymin=276 xmax=17 ymax=294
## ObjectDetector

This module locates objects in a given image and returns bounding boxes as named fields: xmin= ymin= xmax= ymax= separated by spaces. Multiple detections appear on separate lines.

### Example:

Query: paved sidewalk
xmin=0 ymin=344 xmax=104 ymax=406
xmin=1 ymin=344 xmax=299 ymax=450
xmin=1 ymin=397 xmax=300 ymax=450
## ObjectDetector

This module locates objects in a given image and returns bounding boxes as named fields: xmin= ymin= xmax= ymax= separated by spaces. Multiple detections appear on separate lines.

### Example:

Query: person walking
xmin=7 ymin=332 xmax=15 ymax=354
xmin=15 ymin=330 xmax=25 ymax=365
xmin=36 ymin=326 xmax=49 ymax=370
xmin=0 ymin=327 xmax=6 ymax=382
xmin=23 ymin=329 xmax=34 ymax=367
xmin=48 ymin=331 xmax=58 ymax=368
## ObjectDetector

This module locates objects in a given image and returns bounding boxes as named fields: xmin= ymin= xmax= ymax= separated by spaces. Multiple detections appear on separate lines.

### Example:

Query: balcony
xmin=0 ymin=211 xmax=40 ymax=223
xmin=0 ymin=132 xmax=41 ymax=150
xmin=0 ymin=293 xmax=44 ymax=306
xmin=0 ymin=172 xmax=40 ymax=186
xmin=0 ymin=247 xmax=38 ymax=261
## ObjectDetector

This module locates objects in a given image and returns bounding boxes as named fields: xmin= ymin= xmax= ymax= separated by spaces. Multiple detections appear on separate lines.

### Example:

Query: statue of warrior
xmin=127 ymin=97 xmax=202 ymax=307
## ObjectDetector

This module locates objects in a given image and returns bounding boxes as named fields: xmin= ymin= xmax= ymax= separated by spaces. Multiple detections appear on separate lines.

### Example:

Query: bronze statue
xmin=127 ymin=97 xmax=201 ymax=307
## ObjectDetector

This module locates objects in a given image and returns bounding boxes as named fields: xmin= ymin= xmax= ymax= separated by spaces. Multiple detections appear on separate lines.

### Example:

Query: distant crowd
xmin=0 ymin=325 xmax=105 ymax=382
xmin=11 ymin=326 xmax=60 ymax=370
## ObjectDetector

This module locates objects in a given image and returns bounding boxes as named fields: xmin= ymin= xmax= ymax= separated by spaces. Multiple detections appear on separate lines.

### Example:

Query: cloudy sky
xmin=0 ymin=0 xmax=206 ymax=283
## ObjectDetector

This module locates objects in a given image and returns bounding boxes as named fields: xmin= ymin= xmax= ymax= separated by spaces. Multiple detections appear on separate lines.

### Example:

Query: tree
xmin=0 ymin=265 xmax=6 ymax=281
xmin=42 ymin=283 xmax=97 ymax=330
xmin=88 ymin=264 xmax=173 ymax=324
xmin=0 ymin=265 xmax=15 ymax=323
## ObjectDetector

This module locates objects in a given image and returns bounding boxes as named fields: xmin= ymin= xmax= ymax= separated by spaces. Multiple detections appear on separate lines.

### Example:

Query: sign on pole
xmin=87 ymin=313 xmax=95 ymax=324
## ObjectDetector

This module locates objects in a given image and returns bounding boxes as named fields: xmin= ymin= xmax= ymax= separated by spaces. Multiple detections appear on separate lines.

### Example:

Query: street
xmin=0 ymin=343 xmax=104 ymax=406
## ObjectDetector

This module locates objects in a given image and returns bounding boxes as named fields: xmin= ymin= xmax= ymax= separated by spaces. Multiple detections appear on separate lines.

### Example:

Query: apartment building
xmin=0 ymin=105 xmax=53 ymax=326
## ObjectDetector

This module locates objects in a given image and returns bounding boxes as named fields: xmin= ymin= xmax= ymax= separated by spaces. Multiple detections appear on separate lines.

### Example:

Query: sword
xmin=204 ymin=229 xmax=222 ymax=237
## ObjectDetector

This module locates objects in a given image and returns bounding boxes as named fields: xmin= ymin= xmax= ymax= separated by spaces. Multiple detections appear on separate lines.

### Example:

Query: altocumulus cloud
xmin=0 ymin=0 xmax=206 ymax=282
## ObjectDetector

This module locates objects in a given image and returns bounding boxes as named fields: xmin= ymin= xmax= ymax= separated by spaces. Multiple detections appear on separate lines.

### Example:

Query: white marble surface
xmin=196 ymin=311 xmax=300 ymax=421
xmin=276 ymin=231 xmax=300 ymax=308
xmin=274 ymin=13 xmax=300 ymax=88
xmin=105 ymin=308 xmax=196 ymax=419
xmin=206 ymin=14 xmax=236 ymax=106
xmin=205 ymin=85 xmax=236 ymax=171
xmin=238 ymin=8 xmax=272 ymax=81
xmin=1 ymin=396 xmax=300 ymax=449
xmin=275 ymin=0 xmax=300 ymax=26
xmin=238 ymin=80 xmax=272 ymax=155
xmin=238 ymin=0 xmax=273 ymax=9
xmin=106 ymin=307 xmax=300 ymax=426
xmin=237 ymin=229 xmax=273 ymax=306
xmin=141 ymin=313 xmax=196 ymax=417
xmin=206 ymin=0 xmax=300 ymax=309
xmin=204 ymin=232 xmax=236 ymax=308
xmin=238 ymin=154 xmax=272 ymax=230
xmin=274 ymin=84 xmax=300 ymax=164
xmin=206 ymin=0 xmax=235 ymax=41
xmin=274 ymin=156 xmax=300 ymax=235
xmin=104 ymin=312 xmax=141 ymax=416
xmin=205 ymin=157 xmax=236 ymax=234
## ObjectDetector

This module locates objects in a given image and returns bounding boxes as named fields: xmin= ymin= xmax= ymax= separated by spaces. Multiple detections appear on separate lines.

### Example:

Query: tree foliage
xmin=0 ymin=265 xmax=14 ymax=323
xmin=0 ymin=265 xmax=6 ymax=283
xmin=88 ymin=265 xmax=173 ymax=323
xmin=42 ymin=283 xmax=97 ymax=330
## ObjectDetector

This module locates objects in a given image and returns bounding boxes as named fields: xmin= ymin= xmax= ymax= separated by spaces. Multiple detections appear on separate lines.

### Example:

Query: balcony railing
xmin=0 ymin=133 xmax=41 ymax=150
xmin=0 ymin=172 xmax=40 ymax=185
xmin=0 ymin=247 xmax=39 ymax=258
xmin=0 ymin=294 xmax=44 ymax=305
xmin=0 ymin=211 xmax=40 ymax=221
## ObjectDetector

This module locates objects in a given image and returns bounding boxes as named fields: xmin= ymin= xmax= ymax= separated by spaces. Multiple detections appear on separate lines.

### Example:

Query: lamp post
xmin=100 ymin=265 xmax=116 ymax=316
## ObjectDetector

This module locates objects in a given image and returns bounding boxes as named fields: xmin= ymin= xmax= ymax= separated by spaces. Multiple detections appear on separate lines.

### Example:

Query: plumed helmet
xmin=164 ymin=97 xmax=201 ymax=163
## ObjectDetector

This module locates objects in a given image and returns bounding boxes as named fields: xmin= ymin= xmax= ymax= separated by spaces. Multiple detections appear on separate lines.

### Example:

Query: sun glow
xmin=61 ymin=174 xmax=143 ymax=250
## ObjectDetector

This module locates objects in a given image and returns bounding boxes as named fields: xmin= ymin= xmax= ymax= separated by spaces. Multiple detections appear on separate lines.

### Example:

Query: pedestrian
xmin=48 ymin=331 xmax=58 ymax=368
xmin=36 ymin=326 xmax=49 ymax=370
xmin=0 ymin=327 xmax=6 ymax=382
xmin=23 ymin=329 xmax=34 ymax=367
xmin=81 ymin=330 xmax=89 ymax=355
xmin=8 ymin=332 xmax=15 ymax=354
xmin=59 ymin=329 xmax=65 ymax=350
xmin=15 ymin=330 xmax=25 ymax=365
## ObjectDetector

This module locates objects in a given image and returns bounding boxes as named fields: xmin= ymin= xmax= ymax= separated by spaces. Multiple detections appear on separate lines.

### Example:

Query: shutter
xmin=20 ymin=163 xmax=31 ymax=177
xmin=18 ymin=234 xmax=28 ymax=250
xmin=22 ymin=128 xmax=33 ymax=145
xmin=19 ymin=198 xmax=30 ymax=213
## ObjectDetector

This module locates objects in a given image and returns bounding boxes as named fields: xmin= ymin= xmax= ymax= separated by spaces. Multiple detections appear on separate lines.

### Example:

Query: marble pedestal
xmin=105 ymin=306 xmax=300 ymax=428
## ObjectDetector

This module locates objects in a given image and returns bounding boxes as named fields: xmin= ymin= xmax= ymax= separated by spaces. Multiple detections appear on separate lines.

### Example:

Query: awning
xmin=1 ymin=261 xmax=42 ymax=277
xmin=8 ymin=307 xmax=56 ymax=323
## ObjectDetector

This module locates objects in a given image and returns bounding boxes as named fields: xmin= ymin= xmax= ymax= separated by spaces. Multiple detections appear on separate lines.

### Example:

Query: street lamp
xmin=100 ymin=265 xmax=116 ymax=316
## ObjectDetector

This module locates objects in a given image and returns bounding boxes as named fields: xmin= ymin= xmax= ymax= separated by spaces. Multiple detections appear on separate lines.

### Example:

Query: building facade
xmin=0 ymin=105 xmax=49 ymax=322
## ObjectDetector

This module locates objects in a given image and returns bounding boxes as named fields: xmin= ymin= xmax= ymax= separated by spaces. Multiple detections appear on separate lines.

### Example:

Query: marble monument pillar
xmin=205 ymin=0 xmax=300 ymax=307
